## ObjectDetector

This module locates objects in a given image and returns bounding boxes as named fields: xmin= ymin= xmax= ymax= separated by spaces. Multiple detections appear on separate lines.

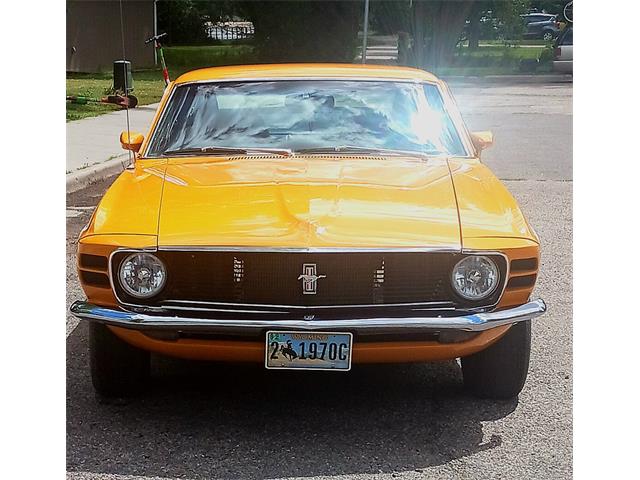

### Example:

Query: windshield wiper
xmin=163 ymin=145 xmax=440 ymax=159
xmin=294 ymin=145 xmax=438 ymax=158
xmin=163 ymin=146 xmax=293 ymax=157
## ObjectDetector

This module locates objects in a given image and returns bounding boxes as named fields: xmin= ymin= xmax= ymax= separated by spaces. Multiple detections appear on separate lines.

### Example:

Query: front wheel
xmin=89 ymin=322 xmax=150 ymax=398
xmin=461 ymin=320 xmax=531 ymax=399
xmin=542 ymin=31 xmax=554 ymax=41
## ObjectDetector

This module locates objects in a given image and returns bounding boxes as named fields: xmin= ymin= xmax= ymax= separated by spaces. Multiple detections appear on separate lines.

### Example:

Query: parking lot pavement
xmin=66 ymin=82 xmax=572 ymax=479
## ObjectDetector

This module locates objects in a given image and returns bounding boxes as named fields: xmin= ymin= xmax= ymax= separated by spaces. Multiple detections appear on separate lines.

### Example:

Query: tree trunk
xmin=468 ymin=4 xmax=483 ymax=50
xmin=412 ymin=0 xmax=427 ymax=68
xmin=421 ymin=0 xmax=475 ymax=70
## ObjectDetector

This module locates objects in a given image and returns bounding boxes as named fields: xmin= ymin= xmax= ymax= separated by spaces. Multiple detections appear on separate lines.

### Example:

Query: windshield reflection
xmin=147 ymin=80 xmax=467 ymax=158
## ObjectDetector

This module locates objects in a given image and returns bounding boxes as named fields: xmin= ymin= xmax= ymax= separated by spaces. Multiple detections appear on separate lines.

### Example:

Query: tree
xmin=375 ymin=0 xmax=530 ymax=68
xmin=157 ymin=0 xmax=208 ymax=45
xmin=528 ymin=0 xmax=567 ymax=15
xmin=370 ymin=1 xmax=476 ymax=69
xmin=405 ymin=1 xmax=476 ymax=70
xmin=370 ymin=0 xmax=413 ymax=35
xmin=240 ymin=1 xmax=362 ymax=62
xmin=466 ymin=1 xmax=487 ymax=49
xmin=464 ymin=0 xmax=529 ymax=49
xmin=157 ymin=0 xmax=244 ymax=45
xmin=195 ymin=0 xmax=240 ymax=24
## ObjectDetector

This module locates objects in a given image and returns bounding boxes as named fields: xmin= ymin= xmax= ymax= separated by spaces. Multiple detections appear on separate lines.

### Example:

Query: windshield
xmin=146 ymin=80 xmax=467 ymax=157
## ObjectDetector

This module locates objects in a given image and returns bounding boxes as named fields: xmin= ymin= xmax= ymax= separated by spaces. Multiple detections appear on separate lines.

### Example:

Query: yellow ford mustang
xmin=70 ymin=64 xmax=545 ymax=399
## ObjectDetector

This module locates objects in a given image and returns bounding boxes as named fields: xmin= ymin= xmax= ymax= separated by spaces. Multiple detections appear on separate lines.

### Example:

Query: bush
xmin=538 ymin=46 xmax=554 ymax=65
xmin=519 ymin=58 xmax=539 ymax=72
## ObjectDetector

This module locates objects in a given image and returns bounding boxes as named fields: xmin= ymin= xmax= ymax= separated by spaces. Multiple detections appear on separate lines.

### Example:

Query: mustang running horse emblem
xmin=297 ymin=263 xmax=326 ymax=295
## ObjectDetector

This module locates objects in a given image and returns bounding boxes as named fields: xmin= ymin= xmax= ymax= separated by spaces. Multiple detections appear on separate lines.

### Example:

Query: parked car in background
xmin=553 ymin=26 xmax=573 ymax=73
xmin=521 ymin=13 xmax=561 ymax=41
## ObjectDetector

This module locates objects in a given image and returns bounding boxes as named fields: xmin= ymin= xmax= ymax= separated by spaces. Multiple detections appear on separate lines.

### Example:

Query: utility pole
xmin=361 ymin=0 xmax=370 ymax=64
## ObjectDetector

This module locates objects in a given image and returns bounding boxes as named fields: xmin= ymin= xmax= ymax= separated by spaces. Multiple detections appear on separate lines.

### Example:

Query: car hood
xmin=447 ymin=158 xmax=537 ymax=243
xmin=156 ymin=156 xmax=462 ymax=249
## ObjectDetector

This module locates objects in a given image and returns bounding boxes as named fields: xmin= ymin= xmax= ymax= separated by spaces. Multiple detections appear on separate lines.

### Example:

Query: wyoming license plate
xmin=265 ymin=331 xmax=353 ymax=371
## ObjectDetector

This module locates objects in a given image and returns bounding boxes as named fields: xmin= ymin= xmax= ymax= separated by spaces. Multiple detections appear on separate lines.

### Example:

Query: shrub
xmin=538 ymin=46 xmax=554 ymax=65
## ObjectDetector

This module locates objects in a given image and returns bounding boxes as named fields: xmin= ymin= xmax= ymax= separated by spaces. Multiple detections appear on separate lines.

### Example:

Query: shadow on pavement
xmin=67 ymin=323 xmax=518 ymax=479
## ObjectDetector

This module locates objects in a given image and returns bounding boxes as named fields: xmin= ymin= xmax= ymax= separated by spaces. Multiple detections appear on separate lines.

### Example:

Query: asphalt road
xmin=66 ymin=80 xmax=573 ymax=480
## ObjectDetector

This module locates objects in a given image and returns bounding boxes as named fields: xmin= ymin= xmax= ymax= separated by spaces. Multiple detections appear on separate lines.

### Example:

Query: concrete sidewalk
xmin=66 ymin=103 xmax=159 ymax=192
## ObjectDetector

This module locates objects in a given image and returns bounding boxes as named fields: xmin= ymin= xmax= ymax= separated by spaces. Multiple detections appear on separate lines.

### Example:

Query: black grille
xmin=511 ymin=258 xmax=538 ymax=272
xmin=80 ymin=270 xmax=110 ymax=288
xmin=112 ymin=250 xmax=507 ymax=311
xmin=507 ymin=274 xmax=537 ymax=289
xmin=79 ymin=254 xmax=108 ymax=270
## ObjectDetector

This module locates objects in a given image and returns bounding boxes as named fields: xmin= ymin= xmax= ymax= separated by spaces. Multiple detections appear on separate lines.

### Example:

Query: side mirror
xmin=120 ymin=131 xmax=144 ymax=153
xmin=470 ymin=131 xmax=494 ymax=153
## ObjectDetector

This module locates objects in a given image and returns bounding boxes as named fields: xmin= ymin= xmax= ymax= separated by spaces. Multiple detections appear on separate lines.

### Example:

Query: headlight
xmin=451 ymin=256 xmax=499 ymax=301
xmin=118 ymin=253 xmax=166 ymax=298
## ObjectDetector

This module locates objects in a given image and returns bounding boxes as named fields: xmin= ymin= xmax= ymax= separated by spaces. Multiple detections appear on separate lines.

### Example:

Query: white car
xmin=553 ymin=27 xmax=573 ymax=73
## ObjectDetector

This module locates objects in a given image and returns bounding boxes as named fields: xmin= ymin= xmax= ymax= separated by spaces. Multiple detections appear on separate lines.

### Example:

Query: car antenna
xmin=118 ymin=0 xmax=133 ymax=170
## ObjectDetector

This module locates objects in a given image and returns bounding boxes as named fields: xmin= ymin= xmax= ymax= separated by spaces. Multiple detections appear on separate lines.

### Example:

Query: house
xmin=67 ymin=0 xmax=156 ymax=73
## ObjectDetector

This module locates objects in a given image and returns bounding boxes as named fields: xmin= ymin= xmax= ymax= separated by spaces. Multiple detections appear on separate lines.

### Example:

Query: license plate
xmin=265 ymin=331 xmax=353 ymax=371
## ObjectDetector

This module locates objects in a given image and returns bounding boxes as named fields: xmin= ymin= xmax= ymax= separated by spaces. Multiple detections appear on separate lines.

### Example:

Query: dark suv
xmin=521 ymin=13 xmax=561 ymax=41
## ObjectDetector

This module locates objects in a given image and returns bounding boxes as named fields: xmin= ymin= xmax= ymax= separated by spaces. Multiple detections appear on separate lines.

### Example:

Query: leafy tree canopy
xmin=157 ymin=0 xmax=567 ymax=68
xmin=240 ymin=1 xmax=362 ymax=62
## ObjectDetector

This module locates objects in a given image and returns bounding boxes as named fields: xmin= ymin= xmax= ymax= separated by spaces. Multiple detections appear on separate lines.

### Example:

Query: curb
xmin=66 ymin=154 xmax=131 ymax=194
xmin=443 ymin=74 xmax=573 ymax=85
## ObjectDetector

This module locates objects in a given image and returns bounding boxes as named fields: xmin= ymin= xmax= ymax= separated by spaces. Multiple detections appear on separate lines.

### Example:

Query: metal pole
xmin=361 ymin=0 xmax=370 ymax=64
xmin=153 ymin=0 xmax=158 ymax=65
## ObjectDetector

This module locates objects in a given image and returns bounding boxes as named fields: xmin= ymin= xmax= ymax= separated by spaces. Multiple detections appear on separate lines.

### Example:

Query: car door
xmin=522 ymin=15 xmax=535 ymax=37
xmin=559 ymin=27 xmax=572 ymax=61
xmin=524 ymin=15 xmax=544 ymax=36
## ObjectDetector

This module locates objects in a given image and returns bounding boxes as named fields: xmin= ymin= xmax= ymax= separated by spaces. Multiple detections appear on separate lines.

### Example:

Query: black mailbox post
xmin=113 ymin=60 xmax=133 ymax=94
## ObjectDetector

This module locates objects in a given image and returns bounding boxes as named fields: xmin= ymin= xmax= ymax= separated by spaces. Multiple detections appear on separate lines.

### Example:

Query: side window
xmin=146 ymin=86 xmax=194 ymax=156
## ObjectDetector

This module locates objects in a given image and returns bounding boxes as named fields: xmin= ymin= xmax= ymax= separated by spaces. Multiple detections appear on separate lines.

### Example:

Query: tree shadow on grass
xmin=67 ymin=322 xmax=517 ymax=479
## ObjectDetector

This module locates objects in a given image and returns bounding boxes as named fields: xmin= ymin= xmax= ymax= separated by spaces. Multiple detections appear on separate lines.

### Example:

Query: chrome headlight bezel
xmin=451 ymin=255 xmax=500 ymax=301
xmin=118 ymin=252 xmax=167 ymax=299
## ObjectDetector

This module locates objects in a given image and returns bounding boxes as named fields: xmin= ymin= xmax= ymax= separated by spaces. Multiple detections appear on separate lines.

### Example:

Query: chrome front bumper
xmin=69 ymin=299 xmax=546 ymax=334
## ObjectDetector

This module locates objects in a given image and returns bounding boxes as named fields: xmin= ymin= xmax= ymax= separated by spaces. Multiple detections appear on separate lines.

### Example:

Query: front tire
xmin=461 ymin=320 xmax=531 ymax=399
xmin=542 ymin=31 xmax=554 ymax=41
xmin=89 ymin=322 xmax=150 ymax=398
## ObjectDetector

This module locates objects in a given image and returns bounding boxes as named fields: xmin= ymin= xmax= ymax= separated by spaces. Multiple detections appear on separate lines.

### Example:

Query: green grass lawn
xmin=458 ymin=44 xmax=546 ymax=58
xmin=67 ymin=45 xmax=255 ymax=121
xmin=66 ymin=77 xmax=166 ymax=121
xmin=434 ymin=43 xmax=552 ymax=76
xmin=475 ymin=39 xmax=549 ymax=46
